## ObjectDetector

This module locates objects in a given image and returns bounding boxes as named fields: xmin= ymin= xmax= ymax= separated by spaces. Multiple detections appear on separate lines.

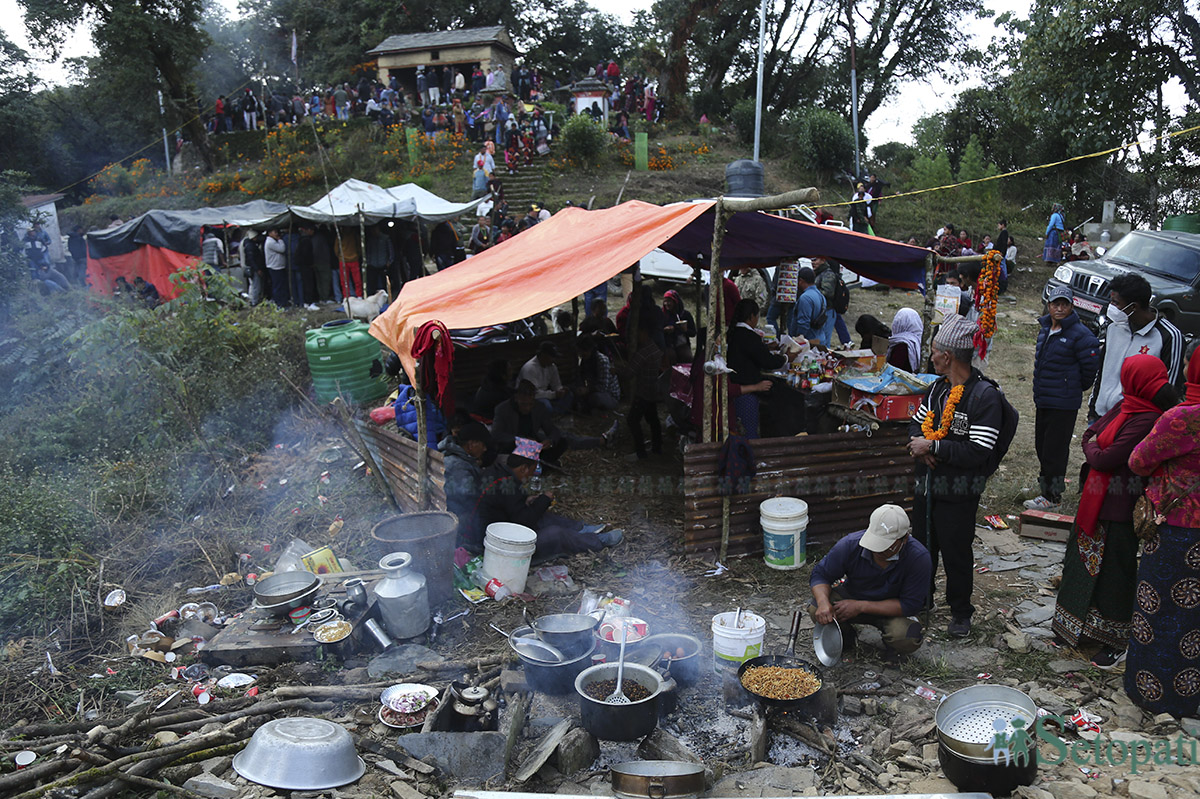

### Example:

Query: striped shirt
xmin=909 ymin=370 xmax=1003 ymax=498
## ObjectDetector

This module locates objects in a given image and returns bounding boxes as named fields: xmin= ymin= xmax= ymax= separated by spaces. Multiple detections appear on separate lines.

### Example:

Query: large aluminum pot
xmin=526 ymin=612 xmax=598 ymax=659
xmin=935 ymin=684 xmax=1038 ymax=760
xmin=253 ymin=571 xmax=320 ymax=605
xmin=611 ymin=760 xmax=705 ymax=799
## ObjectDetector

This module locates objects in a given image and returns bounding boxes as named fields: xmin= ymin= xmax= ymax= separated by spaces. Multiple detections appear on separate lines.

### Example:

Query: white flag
xmin=291 ymin=30 xmax=298 ymax=65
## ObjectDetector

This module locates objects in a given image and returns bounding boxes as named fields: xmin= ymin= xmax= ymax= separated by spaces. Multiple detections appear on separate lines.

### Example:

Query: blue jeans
xmin=834 ymin=312 xmax=851 ymax=346
xmin=584 ymin=281 xmax=608 ymax=310
xmin=766 ymin=301 xmax=792 ymax=336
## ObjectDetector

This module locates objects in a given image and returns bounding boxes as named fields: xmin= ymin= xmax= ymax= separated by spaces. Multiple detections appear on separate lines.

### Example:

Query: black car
xmin=1042 ymin=229 xmax=1200 ymax=336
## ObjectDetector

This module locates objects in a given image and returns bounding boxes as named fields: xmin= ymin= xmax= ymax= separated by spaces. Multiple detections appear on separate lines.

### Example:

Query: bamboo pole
xmin=921 ymin=252 xmax=936 ymax=367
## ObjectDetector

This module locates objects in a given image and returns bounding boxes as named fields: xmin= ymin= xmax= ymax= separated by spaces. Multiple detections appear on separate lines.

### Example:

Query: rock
xmin=160 ymin=763 xmax=203 ymax=785
xmin=375 ymin=759 xmax=411 ymax=779
xmin=1029 ymin=687 xmax=1070 ymax=715
xmin=1046 ymin=781 xmax=1098 ymax=799
xmin=199 ymin=755 xmax=232 ymax=776
xmin=1016 ymin=604 xmax=1056 ymax=626
xmin=1049 ymin=659 xmax=1087 ymax=674
xmin=907 ymin=777 xmax=958 ymax=793
xmin=638 ymin=729 xmax=702 ymax=763
xmin=1181 ymin=717 xmax=1200 ymax=738
xmin=553 ymin=727 xmax=599 ymax=775
xmin=921 ymin=743 xmax=938 ymax=762
xmin=183 ymin=773 xmax=240 ymax=799
xmin=862 ymin=697 xmax=878 ymax=716
xmin=1115 ymin=704 xmax=1145 ymax=728
xmin=341 ymin=667 xmax=371 ymax=685
xmin=390 ymin=782 xmax=425 ymax=799
xmin=114 ymin=689 xmax=145 ymax=706
xmin=1127 ymin=781 xmax=1170 ymax=799
xmin=912 ymin=643 xmax=997 ymax=671
xmin=1005 ymin=632 xmax=1032 ymax=653
xmin=886 ymin=740 xmax=914 ymax=757
xmin=872 ymin=729 xmax=892 ymax=756
xmin=500 ymin=668 xmax=530 ymax=694
xmin=153 ymin=730 xmax=180 ymax=746
xmin=198 ymin=722 xmax=224 ymax=735
xmin=711 ymin=765 xmax=817 ymax=796
xmin=368 ymin=644 xmax=444 ymax=679
xmin=400 ymin=731 xmax=508 ymax=783
xmin=843 ymin=695 xmax=863 ymax=715
xmin=1152 ymin=712 xmax=1177 ymax=729
xmin=844 ymin=775 xmax=862 ymax=792
xmin=1164 ymin=775 xmax=1200 ymax=793
xmin=556 ymin=781 xmax=591 ymax=794
xmin=1014 ymin=787 xmax=1055 ymax=799
xmin=896 ymin=755 xmax=926 ymax=771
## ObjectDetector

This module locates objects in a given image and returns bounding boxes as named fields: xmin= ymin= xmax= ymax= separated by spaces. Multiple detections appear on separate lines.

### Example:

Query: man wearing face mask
xmin=1088 ymin=273 xmax=1185 ymax=422
xmin=809 ymin=504 xmax=931 ymax=662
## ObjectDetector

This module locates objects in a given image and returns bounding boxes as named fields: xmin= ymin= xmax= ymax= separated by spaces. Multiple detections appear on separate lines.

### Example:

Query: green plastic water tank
xmin=305 ymin=319 xmax=389 ymax=403
xmin=1163 ymin=214 xmax=1200 ymax=234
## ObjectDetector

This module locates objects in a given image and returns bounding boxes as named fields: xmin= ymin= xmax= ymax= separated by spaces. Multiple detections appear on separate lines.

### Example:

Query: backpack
xmin=974 ymin=376 xmax=1019 ymax=477
xmin=831 ymin=273 xmax=850 ymax=315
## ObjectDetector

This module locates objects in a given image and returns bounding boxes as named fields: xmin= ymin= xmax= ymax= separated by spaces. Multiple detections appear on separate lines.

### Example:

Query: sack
xmin=1133 ymin=495 xmax=1160 ymax=542
xmin=975 ymin=376 xmax=1020 ymax=477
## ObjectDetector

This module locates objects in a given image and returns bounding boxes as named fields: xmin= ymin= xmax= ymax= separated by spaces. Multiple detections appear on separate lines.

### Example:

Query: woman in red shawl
xmin=1051 ymin=354 xmax=1177 ymax=669
xmin=1125 ymin=343 xmax=1200 ymax=715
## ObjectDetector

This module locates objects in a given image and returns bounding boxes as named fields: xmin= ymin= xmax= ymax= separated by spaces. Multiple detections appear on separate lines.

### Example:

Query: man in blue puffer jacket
xmin=1026 ymin=284 xmax=1099 ymax=510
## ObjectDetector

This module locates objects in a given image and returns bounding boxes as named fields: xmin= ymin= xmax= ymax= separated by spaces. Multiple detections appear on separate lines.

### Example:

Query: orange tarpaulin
xmin=86 ymin=246 xmax=198 ymax=300
xmin=370 ymin=201 xmax=709 ymax=382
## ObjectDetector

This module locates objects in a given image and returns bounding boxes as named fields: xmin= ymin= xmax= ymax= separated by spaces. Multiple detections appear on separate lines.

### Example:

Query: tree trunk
xmin=152 ymin=47 xmax=215 ymax=173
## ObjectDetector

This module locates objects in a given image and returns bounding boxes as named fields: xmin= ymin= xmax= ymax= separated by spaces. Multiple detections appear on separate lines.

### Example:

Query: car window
xmin=1107 ymin=235 xmax=1200 ymax=283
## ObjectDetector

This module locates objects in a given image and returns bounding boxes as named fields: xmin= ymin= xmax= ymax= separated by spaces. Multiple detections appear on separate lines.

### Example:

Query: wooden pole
xmin=719 ymin=187 xmax=819 ymax=213
xmin=921 ymin=251 xmax=936 ymax=367
xmin=701 ymin=199 xmax=726 ymax=444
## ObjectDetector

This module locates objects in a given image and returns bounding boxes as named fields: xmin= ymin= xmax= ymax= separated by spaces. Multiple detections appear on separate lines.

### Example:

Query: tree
xmin=519 ymin=1 xmax=631 ymax=83
xmin=17 ymin=0 xmax=216 ymax=172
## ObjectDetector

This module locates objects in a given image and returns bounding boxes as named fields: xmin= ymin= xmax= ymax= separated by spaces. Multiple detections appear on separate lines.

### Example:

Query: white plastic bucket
xmin=482 ymin=523 xmax=537 ymax=594
xmin=711 ymin=611 xmax=766 ymax=674
xmin=760 ymin=498 xmax=808 ymax=571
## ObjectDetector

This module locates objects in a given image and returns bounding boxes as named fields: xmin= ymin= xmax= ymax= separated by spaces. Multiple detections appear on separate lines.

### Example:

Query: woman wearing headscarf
xmin=1051 ymin=354 xmax=1175 ymax=669
xmin=1125 ymin=344 xmax=1200 ymax=715
xmin=661 ymin=289 xmax=696 ymax=363
xmin=887 ymin=308 xmax=923 ymax=372
xmin=1044 ymin=203 xmax=1066 ymax=265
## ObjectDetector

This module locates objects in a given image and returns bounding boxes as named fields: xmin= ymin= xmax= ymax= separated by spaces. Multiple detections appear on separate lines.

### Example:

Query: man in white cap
xmin=906 ymin=313 xmax=1007 ymax=638
xmin=809 ymin=504 xmax=931 ymax=661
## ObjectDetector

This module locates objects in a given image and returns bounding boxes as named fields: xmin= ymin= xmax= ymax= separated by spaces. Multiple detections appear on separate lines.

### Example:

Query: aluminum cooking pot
xmin=935 ymin=684 xmax=1038 ymax=760
xmin=611 ymin=760 xmax=705 ymax=799
xmin=524 ymin=610 xmax=598 ymax=659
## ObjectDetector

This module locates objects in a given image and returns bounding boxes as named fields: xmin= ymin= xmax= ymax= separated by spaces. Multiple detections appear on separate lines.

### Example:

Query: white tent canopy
xmin=263 ymin=178 xmax=484 ymax=227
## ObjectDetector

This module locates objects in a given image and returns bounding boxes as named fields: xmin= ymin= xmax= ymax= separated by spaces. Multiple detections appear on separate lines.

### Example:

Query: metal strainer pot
xmin=935 ymin=684 xmax=1038 ymax=760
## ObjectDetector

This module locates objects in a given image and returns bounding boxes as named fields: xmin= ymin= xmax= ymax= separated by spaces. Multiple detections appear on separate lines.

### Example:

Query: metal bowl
xmin=529 ymin=613 xmax=598 ymax=658
xmin=812 ymin=619 xmax=843 ymax=667
xmin=514 ymin=628 xmax=596 ymax=694
xmin=254 ymin=571 xmax=321 ymax=604
xmin=252 ymin=582 xmax=321 ymax=617
xmin=232 ymin=717 xmax=364 ymax=790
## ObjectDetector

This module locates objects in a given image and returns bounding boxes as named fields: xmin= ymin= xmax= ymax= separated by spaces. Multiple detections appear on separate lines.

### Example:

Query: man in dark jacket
xmin=906 ymin=314 xmax=1005 ymax=639
xmin=491 ymin=381 xmax=614 ymax=464
xmin=1027 ymin=284 xmax=1099 ymax=510
xmin=463 ymin=438 xmax=622 ymax=558
xmin=440 ymin=422 xmax=493 ymax=546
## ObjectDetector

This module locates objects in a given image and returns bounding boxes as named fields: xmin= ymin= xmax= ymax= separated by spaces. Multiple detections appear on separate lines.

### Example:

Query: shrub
xmin=731 ymin=98 xmax=757 ymax=146
xmin=560 ymin=115 xmax=609 ymax=167
xmin=787 ymin=108 xmax=855 ymax=176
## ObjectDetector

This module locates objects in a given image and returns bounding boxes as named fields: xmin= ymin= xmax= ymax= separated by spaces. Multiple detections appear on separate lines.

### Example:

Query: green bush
xmin=731 ymin=98 xmax=757 ymax=145
xmin=560 ymin=115 xmax=609 ymax=167
xmin=787 ymin=108 xmax=855 ymax=176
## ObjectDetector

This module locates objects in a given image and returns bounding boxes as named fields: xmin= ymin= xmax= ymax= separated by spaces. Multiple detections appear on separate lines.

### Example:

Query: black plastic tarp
xmin=86 ymin=200 xmax=289 ymax=259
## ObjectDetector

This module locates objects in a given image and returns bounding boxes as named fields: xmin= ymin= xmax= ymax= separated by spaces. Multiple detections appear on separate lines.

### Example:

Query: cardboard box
xmin=1018 ymin=509 xmax=1074 ymax=543
xmin=832 ymin=348 xmax=886 ymax=373
xmin=831 ymin=382 xmax=922 ymax=422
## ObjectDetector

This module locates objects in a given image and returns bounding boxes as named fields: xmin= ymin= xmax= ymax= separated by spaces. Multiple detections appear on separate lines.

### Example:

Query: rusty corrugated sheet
xmin=681 ymin=427 xmax=914 ymax=556
xmin=355 ymin=419 xmax=447 ymax=512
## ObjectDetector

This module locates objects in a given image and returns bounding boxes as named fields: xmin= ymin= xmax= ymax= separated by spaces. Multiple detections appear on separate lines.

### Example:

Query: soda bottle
xmin=470 ymin=567 xmax=512 ymax=600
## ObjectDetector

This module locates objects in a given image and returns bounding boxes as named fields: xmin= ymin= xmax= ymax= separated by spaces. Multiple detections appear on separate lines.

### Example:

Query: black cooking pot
xmin=736 ymin=610 xmax=824 ymax=714
xmin=937 ymin=742 xmax=1037 ymax=796
xmin=575 ymin=662 xmax=662 ymax=741
xmin=513 ymin=626 xmax=596 ymax=694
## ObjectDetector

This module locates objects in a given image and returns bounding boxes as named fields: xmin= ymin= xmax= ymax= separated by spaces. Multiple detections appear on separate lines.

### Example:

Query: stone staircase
xmin=498 ymin=156 xmax=549 ymax=213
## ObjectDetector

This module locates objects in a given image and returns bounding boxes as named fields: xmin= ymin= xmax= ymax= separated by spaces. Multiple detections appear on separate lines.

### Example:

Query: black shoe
xmin=1090 ymin=647 xmax=1127 ymax=671
xmin=948 ymin=617 xmax=971 ymax=638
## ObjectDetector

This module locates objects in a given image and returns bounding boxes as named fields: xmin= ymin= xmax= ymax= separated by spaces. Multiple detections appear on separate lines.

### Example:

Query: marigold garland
xmin=921 ymin=384 xmax=966 ymax=440
xmin=974 ymin=250 xmax=1001 ymax=357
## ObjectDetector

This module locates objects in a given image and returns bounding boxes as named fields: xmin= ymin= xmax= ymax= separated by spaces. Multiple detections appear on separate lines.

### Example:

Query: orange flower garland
xmin=975 ymin=250 xmax=1001 ymax=356
xmin=921 ymin=384 xmax=966 ymax=440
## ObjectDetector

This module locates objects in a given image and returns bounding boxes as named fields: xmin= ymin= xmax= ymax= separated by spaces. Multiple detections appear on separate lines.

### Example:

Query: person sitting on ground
xmin=855 ymin=314 xmax=891 ymax=351
xmin=463 ymin=438 xmax=623 ymax=559
xmin=580 ymin=299 xmax=618 ymax=339
xmin=887 ymin=308 xmax=923 ymax=372
xmin=1068 ymin=231 xmax=1094 ymax=261
xmin=810 ymin=504 xmax=932 ymax=662
xmin=492 ymin=380 xmax=616 ymax=464
xmin=518 ymin=341 xmax=571 ymax=413
xmin=133 ymin=276 xmax=160 ymax=308
xmin=574 ymin=336 xmax=621 ymax=413
xmin=472 ymin=359 xmax=512 ymax=422
xmin=440 ymin=422 xmax=494 ymax=546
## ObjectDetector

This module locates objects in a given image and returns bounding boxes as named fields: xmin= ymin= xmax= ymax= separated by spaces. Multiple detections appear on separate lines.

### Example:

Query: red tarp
xmin=370 ymin=200 xmax=931 ymax=383
xmin=87 ymin=246 xmax=198 ymax=300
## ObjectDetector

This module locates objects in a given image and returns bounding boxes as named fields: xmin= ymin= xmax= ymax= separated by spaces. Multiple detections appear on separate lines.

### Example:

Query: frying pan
xmin=736 ymin=610 xmax=823 ymax=711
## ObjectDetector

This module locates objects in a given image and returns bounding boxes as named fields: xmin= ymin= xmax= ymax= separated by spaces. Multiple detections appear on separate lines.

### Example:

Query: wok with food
xmin=736 ymin=609 xmax=824 ymax=709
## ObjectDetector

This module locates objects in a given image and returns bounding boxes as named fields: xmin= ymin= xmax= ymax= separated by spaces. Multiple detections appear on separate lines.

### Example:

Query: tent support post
xmin=922 ymin=252 xmax=936 ymax=366
xmin=287 ymin=216 xmax=295 ymax=306
xmin=358 ymin=209 xmax=368 ymax=298
xmin=413 ymin=364 xmax=428 ymax=510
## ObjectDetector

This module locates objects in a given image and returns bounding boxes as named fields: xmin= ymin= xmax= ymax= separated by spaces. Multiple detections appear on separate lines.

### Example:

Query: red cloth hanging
xmin=411 ymin=320 xmax=454 ymax=418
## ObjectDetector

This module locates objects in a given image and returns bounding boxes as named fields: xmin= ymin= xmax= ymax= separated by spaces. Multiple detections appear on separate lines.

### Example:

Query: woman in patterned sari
xmin=1051 ymin=355 xmax=1174 ymax=669
xmin=1126 ymin=344 xmax=1200 ymax=716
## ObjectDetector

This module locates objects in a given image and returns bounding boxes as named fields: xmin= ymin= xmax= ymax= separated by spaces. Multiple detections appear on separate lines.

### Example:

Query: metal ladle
xmin=605 ymin=627 xmax=631 ymax=704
